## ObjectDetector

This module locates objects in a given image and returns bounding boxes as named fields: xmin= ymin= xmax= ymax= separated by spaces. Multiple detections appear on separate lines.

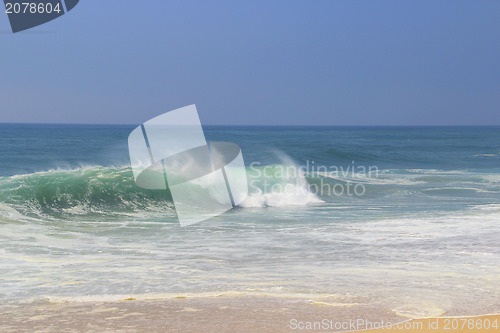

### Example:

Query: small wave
xmin=468 ymin=203 xmax=500 ymax=213
xmin=316 ymin=172 xmax=425 ymax=186
xmin=473 ymin=152 xmax=500 ymax=158
xmin=39 ymin=291 xmax=352 ymax=304
xmin=311 ymin=300 xmax=360 ymax=307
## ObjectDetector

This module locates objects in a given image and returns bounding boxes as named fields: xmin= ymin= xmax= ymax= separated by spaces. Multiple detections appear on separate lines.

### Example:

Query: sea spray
xmin=241 ymin=151 xmax=322 ymax=208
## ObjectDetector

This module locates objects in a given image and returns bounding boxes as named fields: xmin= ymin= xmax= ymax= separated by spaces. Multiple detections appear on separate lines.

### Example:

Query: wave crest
xmin=0 ymin=163 xmax=321 ymax=219
xmin=0 ymin=167 xmax=175 ymax=219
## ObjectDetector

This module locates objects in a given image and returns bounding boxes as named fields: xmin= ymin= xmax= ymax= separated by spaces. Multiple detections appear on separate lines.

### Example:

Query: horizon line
xmin=1 ymin=122 xmax=500 ymax=127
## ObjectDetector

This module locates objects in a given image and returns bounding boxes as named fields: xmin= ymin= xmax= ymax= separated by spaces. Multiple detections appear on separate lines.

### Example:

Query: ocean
xmin=1 ymin=124 xmax=499 ymax=318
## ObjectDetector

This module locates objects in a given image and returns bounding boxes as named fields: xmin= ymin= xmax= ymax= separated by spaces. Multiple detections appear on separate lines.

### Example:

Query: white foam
xmin=317 ymin=172 xmax=425 ymax=186
xmin=39 ymin=291 xmax=350 ymax=304
xmin=239 ymin=185 xmax=322 ymax=208
xmin=240 ymin=152 xmax=322 ymax=208
xmin=394 ymin=303 xmax=447 ymax=318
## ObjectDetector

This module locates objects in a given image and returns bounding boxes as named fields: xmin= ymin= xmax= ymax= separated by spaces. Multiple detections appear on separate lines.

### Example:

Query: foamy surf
xmin=239 ymin=185 xmax=322 ymax=208
xmin=1 ymin=124 xmax=500 ymax=322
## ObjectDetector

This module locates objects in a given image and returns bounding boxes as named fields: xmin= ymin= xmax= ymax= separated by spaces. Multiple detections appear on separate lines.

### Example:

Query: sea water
xmin=0 ymin=124 xmax=499 ymax=317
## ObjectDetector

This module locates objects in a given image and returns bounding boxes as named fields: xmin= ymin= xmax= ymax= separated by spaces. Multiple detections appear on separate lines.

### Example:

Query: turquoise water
xmin=1 ymin=124 xmax=499 ymax=316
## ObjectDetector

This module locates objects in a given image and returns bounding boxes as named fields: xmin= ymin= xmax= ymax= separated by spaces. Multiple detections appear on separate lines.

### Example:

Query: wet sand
xmin=1 ymin=295 xmax=499 ymax=332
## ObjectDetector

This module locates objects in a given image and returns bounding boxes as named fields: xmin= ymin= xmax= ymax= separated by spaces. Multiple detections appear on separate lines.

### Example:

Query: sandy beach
xmin=2 ymin=295 xmax=499 ymax=332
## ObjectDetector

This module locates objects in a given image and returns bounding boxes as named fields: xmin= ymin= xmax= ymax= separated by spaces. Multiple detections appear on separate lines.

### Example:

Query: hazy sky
xmin=1 ymin=0 xmax=499 ymax=125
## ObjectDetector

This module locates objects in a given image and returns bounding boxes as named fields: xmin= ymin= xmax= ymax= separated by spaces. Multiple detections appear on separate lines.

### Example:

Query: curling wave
xmin=0 ymin=165 xmax=322 ymax=219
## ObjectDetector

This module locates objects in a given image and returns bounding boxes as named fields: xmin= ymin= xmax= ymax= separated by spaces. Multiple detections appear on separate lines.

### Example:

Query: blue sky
xmin=1 ymin=0 xmax=499 ymax=125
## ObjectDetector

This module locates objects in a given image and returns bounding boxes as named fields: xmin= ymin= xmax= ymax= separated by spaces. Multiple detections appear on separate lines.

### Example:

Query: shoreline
xmin=2 ymin=295 xmax=499 ymax=332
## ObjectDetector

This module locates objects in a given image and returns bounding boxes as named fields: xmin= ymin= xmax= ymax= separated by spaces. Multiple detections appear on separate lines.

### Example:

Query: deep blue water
xmin=1 ymin=124 xmax=499 ymax=176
